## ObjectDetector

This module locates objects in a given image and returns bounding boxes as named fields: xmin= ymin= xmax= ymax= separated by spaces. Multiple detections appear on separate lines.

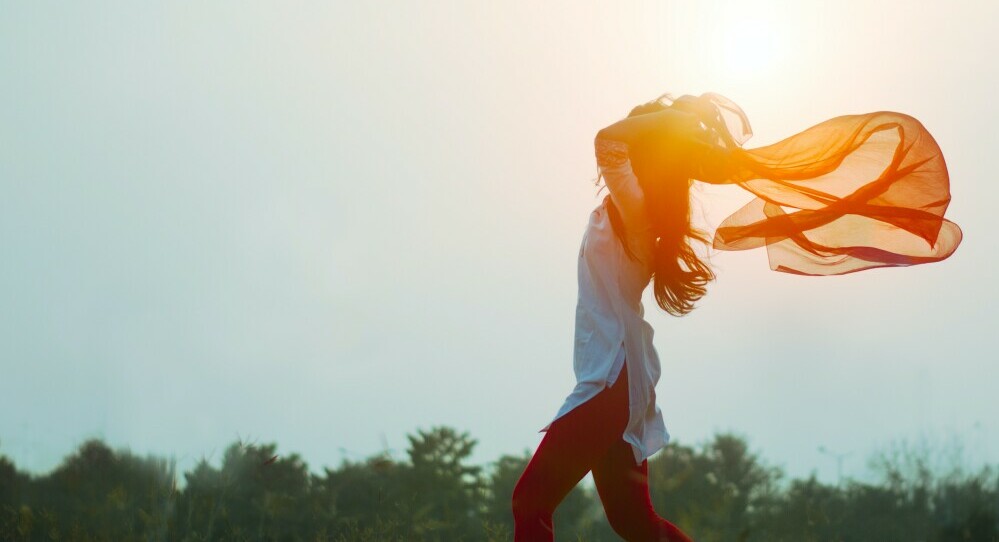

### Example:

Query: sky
xmin=2 ymin=0 xmax=997 ymax=488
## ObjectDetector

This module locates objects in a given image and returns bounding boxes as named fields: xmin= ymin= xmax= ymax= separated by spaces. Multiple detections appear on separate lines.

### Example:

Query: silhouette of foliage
xmin=1 ymin=429 xmax=997 ymax=541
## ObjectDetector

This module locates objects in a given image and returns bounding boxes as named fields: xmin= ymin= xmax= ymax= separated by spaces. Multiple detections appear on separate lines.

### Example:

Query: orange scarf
xmin=676 ymin=93 xmax=962 ymax=275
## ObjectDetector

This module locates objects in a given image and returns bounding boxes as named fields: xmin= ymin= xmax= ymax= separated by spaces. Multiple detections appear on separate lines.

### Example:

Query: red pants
xmin=512 ymin=361 xmax=693 ymax=542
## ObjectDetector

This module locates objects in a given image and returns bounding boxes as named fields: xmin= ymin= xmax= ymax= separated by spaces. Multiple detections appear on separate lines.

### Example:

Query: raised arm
xmin=595 ymin=107 xmax=702 ymax=148
xmin=595 ymin=107 xmax=733 ymax=184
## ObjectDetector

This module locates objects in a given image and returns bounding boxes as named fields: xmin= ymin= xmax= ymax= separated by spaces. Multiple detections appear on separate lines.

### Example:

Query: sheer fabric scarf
xmin=668 ymin=93 xmax=962 ymax=275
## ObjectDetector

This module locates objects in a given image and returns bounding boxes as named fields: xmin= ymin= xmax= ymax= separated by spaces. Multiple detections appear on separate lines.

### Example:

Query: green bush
xmin=1 ymin=430 xmax=997 ymax=541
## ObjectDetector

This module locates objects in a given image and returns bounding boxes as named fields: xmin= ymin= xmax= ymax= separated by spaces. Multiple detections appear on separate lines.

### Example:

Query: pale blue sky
xmin=2 ymin=1 xmax=997 ymax=486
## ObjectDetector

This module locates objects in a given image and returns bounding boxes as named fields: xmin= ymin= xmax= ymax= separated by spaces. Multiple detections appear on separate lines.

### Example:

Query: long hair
xmin=604 ymin=96 xmax=715 ymax=317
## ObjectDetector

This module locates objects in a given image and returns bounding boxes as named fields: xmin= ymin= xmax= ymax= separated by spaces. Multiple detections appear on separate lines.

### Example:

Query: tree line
xmin=1 ymin=426 xmax=997 ymax=541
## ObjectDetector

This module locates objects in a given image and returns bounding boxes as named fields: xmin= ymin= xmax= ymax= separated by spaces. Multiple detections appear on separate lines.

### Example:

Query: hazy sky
xmin=2 ymin=1 xmax=997 ymax=487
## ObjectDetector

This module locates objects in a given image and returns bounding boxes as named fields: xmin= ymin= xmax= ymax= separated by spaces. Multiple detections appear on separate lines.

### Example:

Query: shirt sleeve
xmin=594 ymin=138 xmax=654 ymax=243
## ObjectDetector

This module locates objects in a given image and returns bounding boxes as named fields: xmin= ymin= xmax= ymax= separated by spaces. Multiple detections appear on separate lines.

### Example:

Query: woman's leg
xmin=512 ymin=364 xmax=630 ymax=541
xmin=591 ymin=439 xmax=693 ymax=542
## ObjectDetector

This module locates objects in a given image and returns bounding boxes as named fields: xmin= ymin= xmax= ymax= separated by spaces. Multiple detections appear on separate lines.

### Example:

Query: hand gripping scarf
xmin=672 ymin=93 xmax=962 ymax=275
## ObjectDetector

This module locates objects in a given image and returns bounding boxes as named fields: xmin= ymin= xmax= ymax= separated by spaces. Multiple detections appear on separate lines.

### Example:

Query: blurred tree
xmin=404 ymin=426 xmax=486 ymax=541
xmin=171 ymin=458 xmax=225 ymax=539
xmin=0 ymin=451 xmax=29 ymax=509
xmin=931 ymin=469 xmax=999 ymax=541
xmin=0 ymin=428 xmax=996 ymax=540
xmin=317 ymin=451 xmax=411 ymax=539
xmin=23 ymin=439 xmax=175 ymax=541
xmin=0 ymin=450 xmax=32 ymax=541
xmin=170 ymin=440 xmax=310 ymax=541
xmin=647 ymin=433 xmax=782 ymax=541
xmin=840 ymin=482 xmax=923 ymax=540
xmin=483 ymin=451 xmax=529 ymax=537
xmin=753 ymin=475 xmax=846 ymax=541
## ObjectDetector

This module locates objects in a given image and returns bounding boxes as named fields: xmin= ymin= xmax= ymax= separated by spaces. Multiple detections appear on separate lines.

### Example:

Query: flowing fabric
xmin=670 ymin=93 xmax=962 ymax=275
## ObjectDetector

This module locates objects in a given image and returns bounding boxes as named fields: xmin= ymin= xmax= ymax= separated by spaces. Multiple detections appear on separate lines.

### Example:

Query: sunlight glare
xmin=722 ymin=16 xmax=780 ymax=77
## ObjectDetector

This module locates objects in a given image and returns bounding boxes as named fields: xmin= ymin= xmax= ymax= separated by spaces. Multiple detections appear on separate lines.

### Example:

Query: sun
xmin=721 ymin=16 xmax=782 ymax=78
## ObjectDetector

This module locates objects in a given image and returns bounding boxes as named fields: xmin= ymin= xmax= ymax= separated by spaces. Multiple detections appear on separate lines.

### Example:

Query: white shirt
xmin=540 ymin=138 xmax=670 ymax=466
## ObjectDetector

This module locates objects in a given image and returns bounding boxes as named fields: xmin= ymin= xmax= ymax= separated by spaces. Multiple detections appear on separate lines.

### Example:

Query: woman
xmin=510 ymin=95 xmax=711 ymax=542
xmin=511 ymin=93 xmax=961 ymax=541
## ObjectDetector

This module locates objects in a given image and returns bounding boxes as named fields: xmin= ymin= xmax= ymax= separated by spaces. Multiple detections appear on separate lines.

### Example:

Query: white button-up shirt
xmin=540 ymin=138 xmax=670 ymax=466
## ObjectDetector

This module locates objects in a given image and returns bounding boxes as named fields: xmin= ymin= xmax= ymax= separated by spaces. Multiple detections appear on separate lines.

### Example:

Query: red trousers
xmin=512 ymin=361 xmax=693 ymax=542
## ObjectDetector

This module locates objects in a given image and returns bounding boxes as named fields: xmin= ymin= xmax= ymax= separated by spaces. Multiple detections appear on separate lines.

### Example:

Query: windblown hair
xmin=603 ymin=97 xmax=715 ymax=317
